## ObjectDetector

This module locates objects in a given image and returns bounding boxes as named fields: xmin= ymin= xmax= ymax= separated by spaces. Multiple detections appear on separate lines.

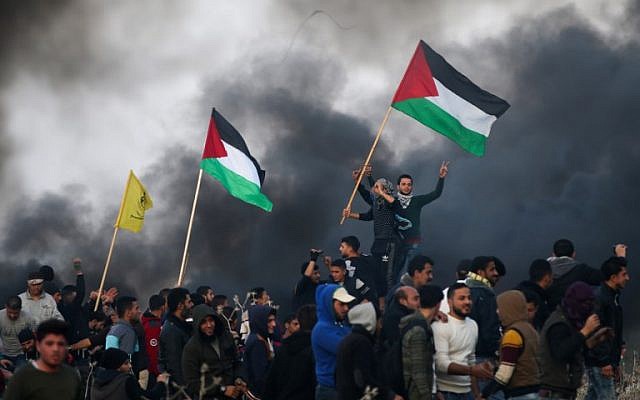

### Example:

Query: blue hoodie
xmin=311 ymin=284 xmax=351 ymax=388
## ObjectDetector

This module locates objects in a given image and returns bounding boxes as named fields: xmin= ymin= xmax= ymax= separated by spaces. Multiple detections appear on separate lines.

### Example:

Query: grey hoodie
xmin=347 ymin=302 xmax=376 ymax=335
xmin=546 ymin=256 xmax=603 ymax=309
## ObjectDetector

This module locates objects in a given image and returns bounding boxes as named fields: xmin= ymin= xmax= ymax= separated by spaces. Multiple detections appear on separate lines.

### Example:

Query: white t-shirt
xmin=432 ymin=315 xmax=478 ymax=394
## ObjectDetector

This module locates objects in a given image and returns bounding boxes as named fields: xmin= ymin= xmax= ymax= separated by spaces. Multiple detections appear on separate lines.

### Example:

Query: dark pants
xmin=315 ymin=384 xmax=338 ymax=400
xmin=371 ymin=239 xmax=399 ymax=291
xmin=439 ymin=391 xmax=473 ymax=400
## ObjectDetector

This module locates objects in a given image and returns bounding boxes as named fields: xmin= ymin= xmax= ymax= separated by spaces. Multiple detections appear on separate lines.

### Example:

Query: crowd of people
xmin=0 ymin=166 xmax=631 ymax=400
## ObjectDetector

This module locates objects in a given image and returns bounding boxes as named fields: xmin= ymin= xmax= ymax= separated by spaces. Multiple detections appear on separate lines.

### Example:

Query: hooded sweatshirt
xmin=482 ymin=291 xmax=539 ymax=398
xmin=263 ymin=329 xmax=316 ymax=400
xmin=336 ymin=302 xmax=379 ymax=400
xmin=244 ymin=305 xmax=275 ymax=397
xmin=182 ymin=304 xmax=239 ymax=399
xmin=311 ymin=284 xmax=351 ymax=388
xmin=92 ymin=367 xmax=166 ymax=400
xmin=546 ymin=256 xmax=603 ymax=310
xmin=539 ymin=282 xmax=594 ymax=394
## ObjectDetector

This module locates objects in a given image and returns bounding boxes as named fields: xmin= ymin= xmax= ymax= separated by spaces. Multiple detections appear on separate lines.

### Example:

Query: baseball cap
xmin=332 ymin=287 xmax=355 ymax=304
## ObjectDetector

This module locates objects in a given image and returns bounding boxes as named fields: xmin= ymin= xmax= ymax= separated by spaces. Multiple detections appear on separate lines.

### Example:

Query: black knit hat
xmin=27 ymin=271 xmax=45 ymax=282
xmin=100 ymin=348 xmax=129 ymax=370
xmin=418 ymin=285 xmax=444 ymax=308
xmin=39 ymin=265 xmax=55 ymax=282
xmin=18 ymin=328 xmax=34 ymax=344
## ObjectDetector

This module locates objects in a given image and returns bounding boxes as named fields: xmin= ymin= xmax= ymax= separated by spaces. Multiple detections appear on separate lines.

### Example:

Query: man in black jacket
xmin=546 ymin=239 xmax=624 ymax=309
xmin=585 ymin=253 xmax=629 ymax=400
xmin=182 ymin=304 xmax=242 ymax=399
xmin=336 ymin=302 xmax=380 ymax=400
xmin=58 ymin=258 xmax=87 ymax=345
xmin=466 ymin=256 xmax=503 ymax=397
xmin=515 ymin=259 xmax=553 ymax=330
xmin=292 ymin=249 xmax=325 ymax=310
xmin=539 ymin=282 xmax=609 ymax=399
xmin=263 ymin=304 xmax=317 ymax=400
xmin=329 ymin=259 xmax=377 ymax=307
xmin=380 ymin=286 xmax=420 ymax=350
xmin=158 ymin=288 xmax=193 ymax=386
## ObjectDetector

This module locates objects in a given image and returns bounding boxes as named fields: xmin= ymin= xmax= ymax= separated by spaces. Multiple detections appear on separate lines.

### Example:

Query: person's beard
xmin=452 ymin=305 xmax=470 ymax=319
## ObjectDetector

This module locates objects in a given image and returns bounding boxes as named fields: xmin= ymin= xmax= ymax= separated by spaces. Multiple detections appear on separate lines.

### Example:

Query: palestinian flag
xmin=200 ymin=109 xmax=273 ymax=212
xmin=392 ymin=40 xmax=510 ymax=156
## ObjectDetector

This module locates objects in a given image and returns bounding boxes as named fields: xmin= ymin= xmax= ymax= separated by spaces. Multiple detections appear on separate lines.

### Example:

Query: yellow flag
xmin=115 ymin=170 xmax=154 ymax=233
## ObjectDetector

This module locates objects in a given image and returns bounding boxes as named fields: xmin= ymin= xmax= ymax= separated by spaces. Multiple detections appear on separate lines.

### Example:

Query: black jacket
xmin=182 ymin=304 xmax=240 ymax=399
xmin=335 ymin=325 xmax=380 ymax=400
xmin=159 ymin=314 xmax=192 ymax=385
xmin=59 ymin=274 xmax=87 ymax=343
xmin=340 ymin=276 xmax=378 ymax=309
xmin=514 ymin=280 xmax=551 ymax=330
xmin=547 ymin=257 xmax=603 ymax=310
xmin=467 ymin=278 xmax=500 ymax=358
xmin=132 ymin=320 xmax=149 ymax=374
xmin=380 ymin=300 xmax=412 ymax=350
xmin=586 ymin=283 xmax=624 ymax=367
xmin=244 ymin=305 xmax=274 ymax=397
xmin=292 ymin=275 xmax=318 ymax=311
xmin=91 ymin=368 xmax=165 ymax=400
xmin=263 ymin=331 xmax=315 ymax=400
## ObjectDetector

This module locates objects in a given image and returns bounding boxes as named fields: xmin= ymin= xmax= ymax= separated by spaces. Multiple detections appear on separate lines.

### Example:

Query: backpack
xmin=386 ymin=317 xmax=429 ymax=398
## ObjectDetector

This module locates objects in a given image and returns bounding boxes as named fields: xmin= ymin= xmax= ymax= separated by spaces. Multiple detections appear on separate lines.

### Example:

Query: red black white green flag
xmin=392 ymin=40 xmax=510 ymax=156
xmin=201 ymin=109 xmax=273 ymax=212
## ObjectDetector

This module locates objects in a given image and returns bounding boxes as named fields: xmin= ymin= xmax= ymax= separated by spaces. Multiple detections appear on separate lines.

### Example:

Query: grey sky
xmin=1 ymin=0 xmax=639 ymax=335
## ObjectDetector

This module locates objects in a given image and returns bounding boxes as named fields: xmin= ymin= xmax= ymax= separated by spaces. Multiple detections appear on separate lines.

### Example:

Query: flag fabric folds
xmin=392 ymin=40 xmax=510 ymax=156
xmin=200 ymin=108 xmax=273 ymax=212
xmin=115 ymin=170 xmax=154 ymax=233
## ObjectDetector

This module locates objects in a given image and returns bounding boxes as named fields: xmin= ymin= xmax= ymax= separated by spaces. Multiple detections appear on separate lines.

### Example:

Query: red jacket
xmin=141 ymin=311 xmax=163 ymax=375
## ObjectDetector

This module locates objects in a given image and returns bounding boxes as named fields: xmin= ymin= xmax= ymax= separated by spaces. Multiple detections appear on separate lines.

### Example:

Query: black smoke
xmin=1 ymin=2 xmax=640 ymax=345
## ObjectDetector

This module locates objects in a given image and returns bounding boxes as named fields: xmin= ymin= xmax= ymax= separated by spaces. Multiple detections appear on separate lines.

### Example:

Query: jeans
xmin=585 ymin=366 xmax=616 ymax=400
xmin=439 ymin=391 xmax=473 ymax=400
xmin=475 ymin=356 xmax=505 ymax=400
xmin=508 ymin=393 xmax=539 ymax=400
xmin=397 ymin=242 xmax=421 ymax=279
xmin=315 ymin=384 xmax=338 ymax=400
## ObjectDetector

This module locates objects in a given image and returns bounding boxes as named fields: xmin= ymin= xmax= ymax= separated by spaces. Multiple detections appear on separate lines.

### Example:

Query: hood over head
xmin=92 ymin=367 xmax=126 ymax=390
xmin=561 ymin=281 xmax=595 ymax=329
xmin=347 ymin=302 xmax=376 ymax=334
xmin=192 ymin=304 xmax=225 ymax=338
xmin=316 ymin=283 xmax=341 ymax=324
xmin=497 ymin=290 xmax=528 ymax=327
xmin=249 ymin=304 xmax=276 ymax=338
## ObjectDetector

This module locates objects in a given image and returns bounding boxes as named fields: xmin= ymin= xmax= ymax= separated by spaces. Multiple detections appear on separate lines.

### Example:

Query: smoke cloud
xmin=0 ymin=1 xmax=639 ymax=344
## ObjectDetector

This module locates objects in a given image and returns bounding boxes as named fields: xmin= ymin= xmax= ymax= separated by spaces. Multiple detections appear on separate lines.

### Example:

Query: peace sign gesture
xmin=439 ymin=161 xmax=450 ymax=178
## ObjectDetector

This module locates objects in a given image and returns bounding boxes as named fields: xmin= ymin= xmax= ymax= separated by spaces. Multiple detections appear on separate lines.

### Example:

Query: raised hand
xmin=581 ymin=314 xmax=601 ymax=337
xmin=439 ymin=161 xmax=450 ymax=178
xmin=352 ymin=165 xmax=372 ymax=181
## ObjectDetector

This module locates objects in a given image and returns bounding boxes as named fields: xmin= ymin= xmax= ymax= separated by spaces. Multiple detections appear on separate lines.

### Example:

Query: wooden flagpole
xmin=340 ymin=106 xmax=393 ymax=224
xmin=94 ymin=226 xmax=120 ymax=311
xmin=177 ymin=168 xmax=204 ymax=287
xmin=94 ymin=171 xmax=132 ymax=312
